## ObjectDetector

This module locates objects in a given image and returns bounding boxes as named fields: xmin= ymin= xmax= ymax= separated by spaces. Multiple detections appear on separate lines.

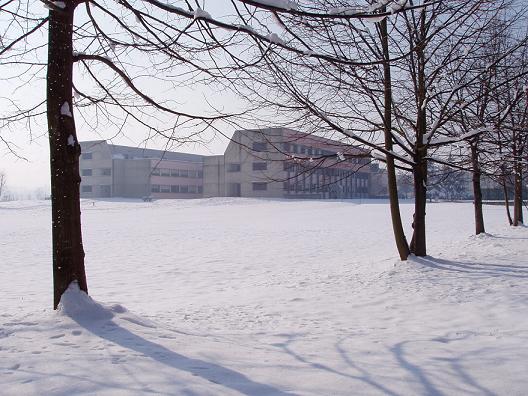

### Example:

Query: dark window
xmin=161 ymin=168 xmax=170 ymax=177
xmin=283 ymin=143 xmax=291 ymax=152
xmin=170 ymin=169 xmax=179 ymax=177
xmin=227 ymin=163 xmax=241 ymax=172
xmin=180 ymin=169 xmax=189 ymax=178
xmin=81 ymin=152 xmax=92 ymax=160
xmin=101 ymin=168 xmax=111 ymax=176
xmin=283 ymin=161 xmax=293 ymax=171
xmin=197 ymin=186 xmax=203 ymax=194
xmin=81 ymin=169 xmax=92 ymax=176
xmin=160 ymin=185 xmax=170 ymax=193
xmin=252 ymin=182 xmax=267 ymax=191
xmin=188 ymin=185 xmax=197 ymax=193
xmin=180 ymin=185 xmax=189 ymax=193
xmin=252 ymin=162 xmax=267 ymax=171
xmin=151 ymin=184 xmax=160 ymax=193
xmin=252 ymin=142 xmax=267 ymax=152
xmin=171 ymin=185 xmax=179 ymax=193
xmin=81 ymin=185 xmax=92 ymax=193
xmin=188 ymin=171 xmax=197 ymax=178
xmin=197 ymin=171 xmax=203 ymax=178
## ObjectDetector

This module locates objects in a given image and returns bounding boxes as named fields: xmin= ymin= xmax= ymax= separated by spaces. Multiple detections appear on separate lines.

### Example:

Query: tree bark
xmin=47 ymin=2 xmax=88 ymax=309
xmin=470 ymin=144 xmax=485 ymax=234
xmin=411 ymin=145 xmax=427 ymax=256
xmin=380 ymin=16 xmax=410 ymax=261
xmin=513 ymin=158 xmax=524 ymax=226
xmin=502 ymin=177 xmax=513 ymax=225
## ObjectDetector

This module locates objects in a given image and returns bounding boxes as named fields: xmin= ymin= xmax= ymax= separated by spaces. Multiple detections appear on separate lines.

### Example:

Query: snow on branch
xmin=428 ymin=128 xmax=488 ymax=147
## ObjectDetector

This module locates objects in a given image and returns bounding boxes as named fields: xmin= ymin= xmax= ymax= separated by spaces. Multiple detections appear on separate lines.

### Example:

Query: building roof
xmin=80 ymin=140 xmax=204 ymax=163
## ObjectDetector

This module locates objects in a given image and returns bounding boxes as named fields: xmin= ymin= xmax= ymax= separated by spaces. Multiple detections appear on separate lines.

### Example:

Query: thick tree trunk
xmin=470 ymin=145 xmax=485 ymax=234
xmin=513 ymin=160 xmax=524 ymax=226
xmin=47 ymin=3 xmax=88 ymax=309
xmin=380 ymin=16 xmax=410 ymax=261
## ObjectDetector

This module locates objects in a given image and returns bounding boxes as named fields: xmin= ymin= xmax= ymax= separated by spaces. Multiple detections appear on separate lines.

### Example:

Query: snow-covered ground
xmin=1 ymin=198 xmax=527 ymax=395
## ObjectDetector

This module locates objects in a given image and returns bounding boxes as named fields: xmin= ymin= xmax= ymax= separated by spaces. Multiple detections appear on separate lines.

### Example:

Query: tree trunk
xmin=513 ymin=159 xmax=524 ymax=226
xmin=470 ymin=144 xmax=485 ymax=234
xmin=47 ymin=2 xmax=88 ymax=309
xmin=411 ymin=146 xmax=427 ymax=256
xmin=502 ymin=177 xmax=513 ymax=226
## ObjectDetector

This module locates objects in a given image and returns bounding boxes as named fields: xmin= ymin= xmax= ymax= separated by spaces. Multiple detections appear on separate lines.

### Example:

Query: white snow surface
xmin=1 ymin=198 xmax=527 ymax=395
xmin=60 ymin=102 xmax=72 ymax=117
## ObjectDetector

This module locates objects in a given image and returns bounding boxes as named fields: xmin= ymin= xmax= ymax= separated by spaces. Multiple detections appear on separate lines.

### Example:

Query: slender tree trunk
xmin=513 ymin=158 xmax=524 ymax=226
xmin=47 ymin=2 xmax=88 ymax=309
xmin=471 ymin=144 xmax=485 ymax=234
xmin=502 ymin=177 xmax=513 ymax=225
xmin=380 ymin=16 xmax=410 ymax=261
xmin=411 ymin=146 xmax=427 ymax=256
xmin=410 ymin=15 xmax=428 ymax=257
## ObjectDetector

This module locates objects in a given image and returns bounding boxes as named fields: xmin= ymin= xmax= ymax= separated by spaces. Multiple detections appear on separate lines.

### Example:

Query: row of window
xmin=227 ymin=162 xmax=268 ymax=172
xmin=81 ymin=152 xmax=93 ymax=160
xmin=152 ymin=168 xmax=203 ymax=178
xmin=81 ymin=168 xmax=111 ymax=176
xmin=81 ymin=185 xmax=111 ymax=193
xmin=151 ymin=185 xmax=203 ymax=194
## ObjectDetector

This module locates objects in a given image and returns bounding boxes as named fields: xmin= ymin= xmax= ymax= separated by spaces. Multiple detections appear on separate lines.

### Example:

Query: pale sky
xmin=0 ymin=1 xmax=277 ymax=194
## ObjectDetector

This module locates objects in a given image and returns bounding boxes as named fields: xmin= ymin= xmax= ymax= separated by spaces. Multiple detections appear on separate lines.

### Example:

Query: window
xmin=252 ymin=162 xmax=267 ymax=171
xmin=252 ymin=142 xmax=267 ymax=152
xmin=283 ymin=143 xmax=291 ymax=152
xmin=171 ymin=185 xmax=179 ymax=193
xmin=81 ymin=169 xmax=92 ymax=176
xmin=252 ymin=182 xmax=267 ymax=191
xmin=180 ymin=169 xmax=189 ymax=178
xmin=151 ymin=184 xmax=160 ymax=193
xmin=160 ymin=185 xmax=170 ymax=193
xmin=283 ymin=161 xmax=293 ymax=171
xmin=180 ymin=185 xmax=189 ymax=193
xmin=188 ymin=171 xmax=197 ymax=178
xmin=81 ymin=185 xmax=92 ymax=193
xmin=227 ymin=163 xmax=241 ymax=172
xmin=197 ymin=171 xmax=203 ymax=178
xmin=151 ymin=168 xmax=160 ymax=176
xmin=170 ymin=169 xmax=179 ymax=177
xmin=101 ymin=168 xmax=111 ymax=176
xmin=81 ymin=152 xmax=92 ymax=160
xmin=188 ymin=185 xmax=197 ymax=193
xmin=197 ymin=186 xmax=203 ymax=194
xmin=161 ymin=168 xmax=170 ymax=177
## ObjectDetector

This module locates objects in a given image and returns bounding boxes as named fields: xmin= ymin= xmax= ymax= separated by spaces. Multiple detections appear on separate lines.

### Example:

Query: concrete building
xmin=80 ymin=128 xmax=387 ymax=200
xmin=79 ymin=140 xmax=203 ymax=199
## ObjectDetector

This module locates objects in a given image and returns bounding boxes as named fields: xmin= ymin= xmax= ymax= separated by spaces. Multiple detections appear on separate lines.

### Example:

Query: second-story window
xmin=252 ymin=142 xmax=267 ymax=152
xmin=81 ymin=169 xmax=92 ymax=176
xmin=252 ymin=162 xmax=267 ymax=171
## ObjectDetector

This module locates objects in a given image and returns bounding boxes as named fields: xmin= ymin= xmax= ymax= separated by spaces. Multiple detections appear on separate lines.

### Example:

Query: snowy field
xmin=1 ymin=198 xmax=527 ymax=395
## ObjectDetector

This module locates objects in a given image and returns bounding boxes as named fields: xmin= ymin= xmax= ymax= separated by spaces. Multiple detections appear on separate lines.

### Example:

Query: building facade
xmin=80 ymin=128 xmax=387 ymax=200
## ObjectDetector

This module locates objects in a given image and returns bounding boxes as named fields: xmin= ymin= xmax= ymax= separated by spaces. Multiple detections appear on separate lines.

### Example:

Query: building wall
xmin=79 ymin=141 xmax=113 ymax=198
xmin=203 ymin=155 xmax=226 ymax=197
xmin=149 ymin=159 xmax=203 ymax=199
xmin=112 ymin=159 xmax=151 ymax=198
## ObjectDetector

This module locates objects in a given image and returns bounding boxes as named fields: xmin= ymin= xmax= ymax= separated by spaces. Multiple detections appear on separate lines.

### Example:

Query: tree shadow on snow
xmin=271 ymin=333 xmax=498 ymax=396
xmin=69 ymin=314 xmax=293 ymax=396
xmin=411 ymin=256 xmax=528 ymax=279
